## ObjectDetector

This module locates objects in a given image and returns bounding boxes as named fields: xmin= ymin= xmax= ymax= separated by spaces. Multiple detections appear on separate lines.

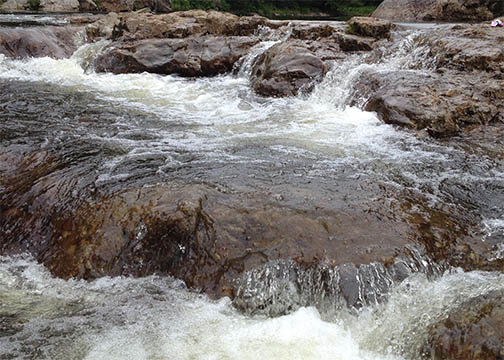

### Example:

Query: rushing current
xmin=1 ymin=15 xmax=503 ymax=359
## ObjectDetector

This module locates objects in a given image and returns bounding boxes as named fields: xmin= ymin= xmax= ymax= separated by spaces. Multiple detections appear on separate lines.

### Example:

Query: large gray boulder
xmin=250 ymin=40 xmax=328 ymax=97
xmin=372 ymin=0 xmax=501 ymax=22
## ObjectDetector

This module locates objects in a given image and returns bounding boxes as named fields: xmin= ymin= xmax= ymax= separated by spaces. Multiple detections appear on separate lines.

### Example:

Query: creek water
xmin=0 ymin=16 xmax=503 ymax=359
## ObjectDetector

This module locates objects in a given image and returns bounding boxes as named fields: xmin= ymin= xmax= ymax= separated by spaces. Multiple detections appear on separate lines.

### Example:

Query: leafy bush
xmin=28 ymin=0 xmax=40 ymax=10
xmin=171 ymin=0 xmax=381 ymax=18
xmin=171 ymin=0 xmax=230 ymax=11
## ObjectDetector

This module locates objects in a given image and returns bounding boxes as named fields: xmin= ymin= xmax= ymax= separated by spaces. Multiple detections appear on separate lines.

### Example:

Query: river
xmin=0 ymin=14 xmax=503 ymax=359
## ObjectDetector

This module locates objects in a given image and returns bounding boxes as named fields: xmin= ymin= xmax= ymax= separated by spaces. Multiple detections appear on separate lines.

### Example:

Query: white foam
xmin=0 ymin=39 xmax=500 ymax=199
xmin=2 ymin=256 xmax=503 ymax=360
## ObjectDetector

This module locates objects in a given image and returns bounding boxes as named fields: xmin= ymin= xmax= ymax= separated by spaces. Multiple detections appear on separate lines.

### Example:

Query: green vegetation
xmin=171 ymin=0 xmax=230 ymax=11
xmin=170 ymin=0 xmax=381 ymax=19
xmin=28 ymin=0 xmax=40 ymax=10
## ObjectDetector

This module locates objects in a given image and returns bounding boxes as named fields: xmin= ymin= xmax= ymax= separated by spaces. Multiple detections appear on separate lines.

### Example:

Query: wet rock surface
xmin=372 ymin=0 xmax=502 ymax=22
xmin=424 ymin=290 xmax=504 ymax=360
xmin=0 ymin=0 xmax=80 ymax=12
xmin=232 ymin=250 xmax=444 ymax=316
xmin=346 ymin=16 xmax=392 ymax=39
xmin=250 ymin=40 xmax=327 ymax=97
xmin=0 ymin=26 xmax=82 ymax=59
xmin=352 ymin=70 xmax=503 ymax=136
xmin=94 ymin=36 xmax=259 ymax=76
xmin=86 ymin=10 xmax=277 ymax=42
xmin=1 ymin=11 xmax=504 ymax=324
xmin=349 ymin=23 xmax=504 ymax=136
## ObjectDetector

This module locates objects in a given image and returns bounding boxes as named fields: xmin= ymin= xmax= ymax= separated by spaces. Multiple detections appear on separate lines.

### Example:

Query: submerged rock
xmin=250 ymin=40 xmax=327 ymax=97
xmin=94 ymin=36 xmax=259 ymax=76
xmin=372 ymin=0 xmax=501 ymax=22
xmin=424 ymin=290 xmax=504 ymax=360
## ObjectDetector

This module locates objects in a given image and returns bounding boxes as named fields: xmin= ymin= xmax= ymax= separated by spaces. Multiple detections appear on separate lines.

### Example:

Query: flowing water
xmin=0 ymin=16 xmax=503 ymax=359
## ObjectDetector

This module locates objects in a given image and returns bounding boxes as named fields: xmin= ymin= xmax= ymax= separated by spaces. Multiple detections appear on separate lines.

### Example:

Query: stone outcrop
xmin=372 ymin=0 xmax=502 ymax=22
xmin=352 ymin=70 xmax=503 ymax=137
xmin=424 ymin=290 xmax=504 ymax=360
xmin=0 ymin=26 xmax=82 ymax=59
xmin=250 ymin=40 xmax=327 ymax=97
xmin=348 ymin=23 xmax=504 ymax=136
xmin=426 ymin=25 xmax=504 ymax=73
xmin=0 ymin=0 xmax=171 ymax=12
xmin=86 ymin=10 xmax=275 ymax=42
xmin=346 ymin=16 xmax=392 ymax=39
xmin=94 ymin=36 xmax=259 ymax=76
xmin=85 ymin=12 xmax=122 ymax=41
xmin=0 ymin=0 xmax=80 ymax=11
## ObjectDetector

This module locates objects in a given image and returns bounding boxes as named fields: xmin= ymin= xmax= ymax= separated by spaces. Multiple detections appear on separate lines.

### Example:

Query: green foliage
xmin=170 ymin=0 xmax=381 ymax=18
xmin=494 ymin=0 xmax=504 ymax=16
xmin=171 ymin=0 xmax=192 ymax=10
xmin=171 ymin=0 xmax=230 ymax=11
xmin=340 ymin=5 xmax=377 ymax=17
xmin=345 ymin=22 xmax=356 ymax=34
xmin=27 ymin=0 xmax=40 ymax=10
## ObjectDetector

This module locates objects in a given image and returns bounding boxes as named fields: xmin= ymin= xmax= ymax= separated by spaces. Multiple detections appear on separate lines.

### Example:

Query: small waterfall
xmin=233 ymin=247 xmax=445 ymax=317
xmin=70 ymin=39 xmax=111 ymax=72
xmin=309 ymin=31 xmax=438 ymax=110
xmin=235 ymin=23 xmax=293 ymax=78
xmin=1 ymin=255 xmax=502 ymax=360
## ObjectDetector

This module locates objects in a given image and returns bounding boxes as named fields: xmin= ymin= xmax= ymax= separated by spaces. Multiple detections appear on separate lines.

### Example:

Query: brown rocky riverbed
xmin=0 ymin=10 xmax=503 ymax=359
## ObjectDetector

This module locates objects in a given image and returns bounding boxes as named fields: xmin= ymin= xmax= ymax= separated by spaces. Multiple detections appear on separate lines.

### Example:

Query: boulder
xmin=290 ymin=23 xmax=337 ymax=41
xmin=86 ymin=10 xmax=274 ymax=42
xmin=424 ymin=290 xmax=504 ymax=360
xmin=426 ymin=25 xmax=504 ymax=73
xmin=346 ymin=16 xmax=392 ymax=39
xmin=93 ymin=36 xmax=259 ymax=76
xmin=78 ymin=0 xmax=97 ymax=12
xmin=0 ymin=0 xmax=29 ymax=10
xmin=351 ymin=70 xmax=503 ymax=136
xmin=0 ymin=26 xmax=81 ymax=59
xmin=250 ymin=40 xmax=327 ymax=97
xmin=336 ymin=33 xmax=374 ymax=52
xmin=372 ymin=0 xmax=501 ymax=22
xmin=40 ymin=0 xmax=80 ymax=11
xmin=0 ymin=0 xmax=80 ymax=11
xmin=85 ymin=12 xmax=121 ymax=42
